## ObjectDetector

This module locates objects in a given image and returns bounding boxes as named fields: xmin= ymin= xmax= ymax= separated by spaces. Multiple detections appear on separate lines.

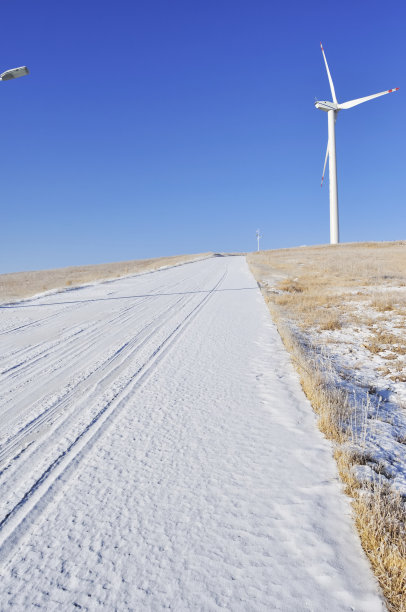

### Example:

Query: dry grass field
xmin=248 ymin=241 xmax=406 ymax=384
xmin=0 ymin=253 xmax=213 ymax=304
xmin=248 ymin=241 xmax=406 ymax=611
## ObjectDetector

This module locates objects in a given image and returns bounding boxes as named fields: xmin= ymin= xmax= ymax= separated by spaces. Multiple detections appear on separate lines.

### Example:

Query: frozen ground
xmin=259 ymin=275 xmax=406 ymax=499
xmin=308 ymin=301 xmax=406 ymax=497
xmin=0 ymin=256 xmax=384 ymax=610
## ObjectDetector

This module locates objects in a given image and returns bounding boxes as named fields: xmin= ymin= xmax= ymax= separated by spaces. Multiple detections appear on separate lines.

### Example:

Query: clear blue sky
xmin=1 ymin=0 xmax=404 ymax=272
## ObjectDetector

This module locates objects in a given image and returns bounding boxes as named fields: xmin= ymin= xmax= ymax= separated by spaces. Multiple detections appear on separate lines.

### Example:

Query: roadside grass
xmin=247 ymin=241 xmax=406 ymax=611
xmin=0 ymin=253 xmax=213 ymax=303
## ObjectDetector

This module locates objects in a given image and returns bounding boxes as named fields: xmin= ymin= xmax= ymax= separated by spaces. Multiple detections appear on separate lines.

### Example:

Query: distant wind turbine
xmin=256 ymin=229 xmax=262 ymax=252
xmin=315 ymin=42 xmax=399 ymax=245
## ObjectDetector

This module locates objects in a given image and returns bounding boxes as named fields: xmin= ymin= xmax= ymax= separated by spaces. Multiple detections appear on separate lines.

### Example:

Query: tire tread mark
xmin=0 ymin=266 xmax=227 ymax=562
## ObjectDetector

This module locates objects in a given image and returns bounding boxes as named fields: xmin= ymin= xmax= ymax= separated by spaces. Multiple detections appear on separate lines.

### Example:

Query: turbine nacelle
xmin=315 ymin=100 xmax=339 ymax=112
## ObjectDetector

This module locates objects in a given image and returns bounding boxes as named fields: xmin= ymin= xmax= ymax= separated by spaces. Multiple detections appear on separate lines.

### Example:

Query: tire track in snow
xmin=0 ymin=285 xmax=204 ymax=487
xmin=0 ymin=265 xmax=198 ymax=364
xmin=0 ymin=265 xmax=227 ymax=562
xmin=0 ymin=264 xmax=215 ymax=479
xmin=0 ymin=292 xmax=189 ymax=473
xmin=0 ymin=267 xmax=203 ymax=434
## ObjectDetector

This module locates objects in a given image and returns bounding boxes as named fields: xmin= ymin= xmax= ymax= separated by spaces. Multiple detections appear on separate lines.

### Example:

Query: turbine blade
xmin=339 ymin=88 xmax=399 ymax=109
xmin=320 ymin=42 xmax=338 ymax=104
xmin=321 ymin=140 xmax=329 ymax=187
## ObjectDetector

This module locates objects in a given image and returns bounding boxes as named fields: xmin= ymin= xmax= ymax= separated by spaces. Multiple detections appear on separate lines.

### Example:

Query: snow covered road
xmin=0 ymin=256 xmax=384 ymax=610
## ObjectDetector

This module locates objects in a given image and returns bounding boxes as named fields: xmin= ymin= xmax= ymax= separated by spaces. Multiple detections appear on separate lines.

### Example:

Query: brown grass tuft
xmin=319 ymin=311 xmax=342 ymax=331
xmin=277 ymin=278 xmax=304 ymax=293
xmin=353 ymin=489 xmax=406 ymax=611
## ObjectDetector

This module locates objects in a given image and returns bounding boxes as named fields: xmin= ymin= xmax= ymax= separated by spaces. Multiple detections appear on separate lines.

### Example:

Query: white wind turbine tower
xmin=315 ymin=42 xmax=399 ymax=244
xmin=256 ymin=229 xmax=262 ymax=252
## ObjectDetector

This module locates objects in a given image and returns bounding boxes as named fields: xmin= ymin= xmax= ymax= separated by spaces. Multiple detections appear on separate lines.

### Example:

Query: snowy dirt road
xmin=0 ymin=256 xmax=384 ymax=610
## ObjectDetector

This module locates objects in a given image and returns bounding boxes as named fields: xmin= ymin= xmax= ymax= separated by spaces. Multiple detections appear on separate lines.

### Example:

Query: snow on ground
xmin=298 ymin=298 xmax=406 ymax=498
xmin=0 ymin=256 xmax=384 ymax=610
xmin=259 ymin=274 xmax=406 ymax=500
xmin=317 ymin=329 xmax=406 ymax=497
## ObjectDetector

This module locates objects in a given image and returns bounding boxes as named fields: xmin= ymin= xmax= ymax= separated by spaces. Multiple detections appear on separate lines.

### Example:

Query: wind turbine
xmin=315 ymin=43 xmax=399 ymax=244
xmin=256 ymin=229 xmax=262 ymax=252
